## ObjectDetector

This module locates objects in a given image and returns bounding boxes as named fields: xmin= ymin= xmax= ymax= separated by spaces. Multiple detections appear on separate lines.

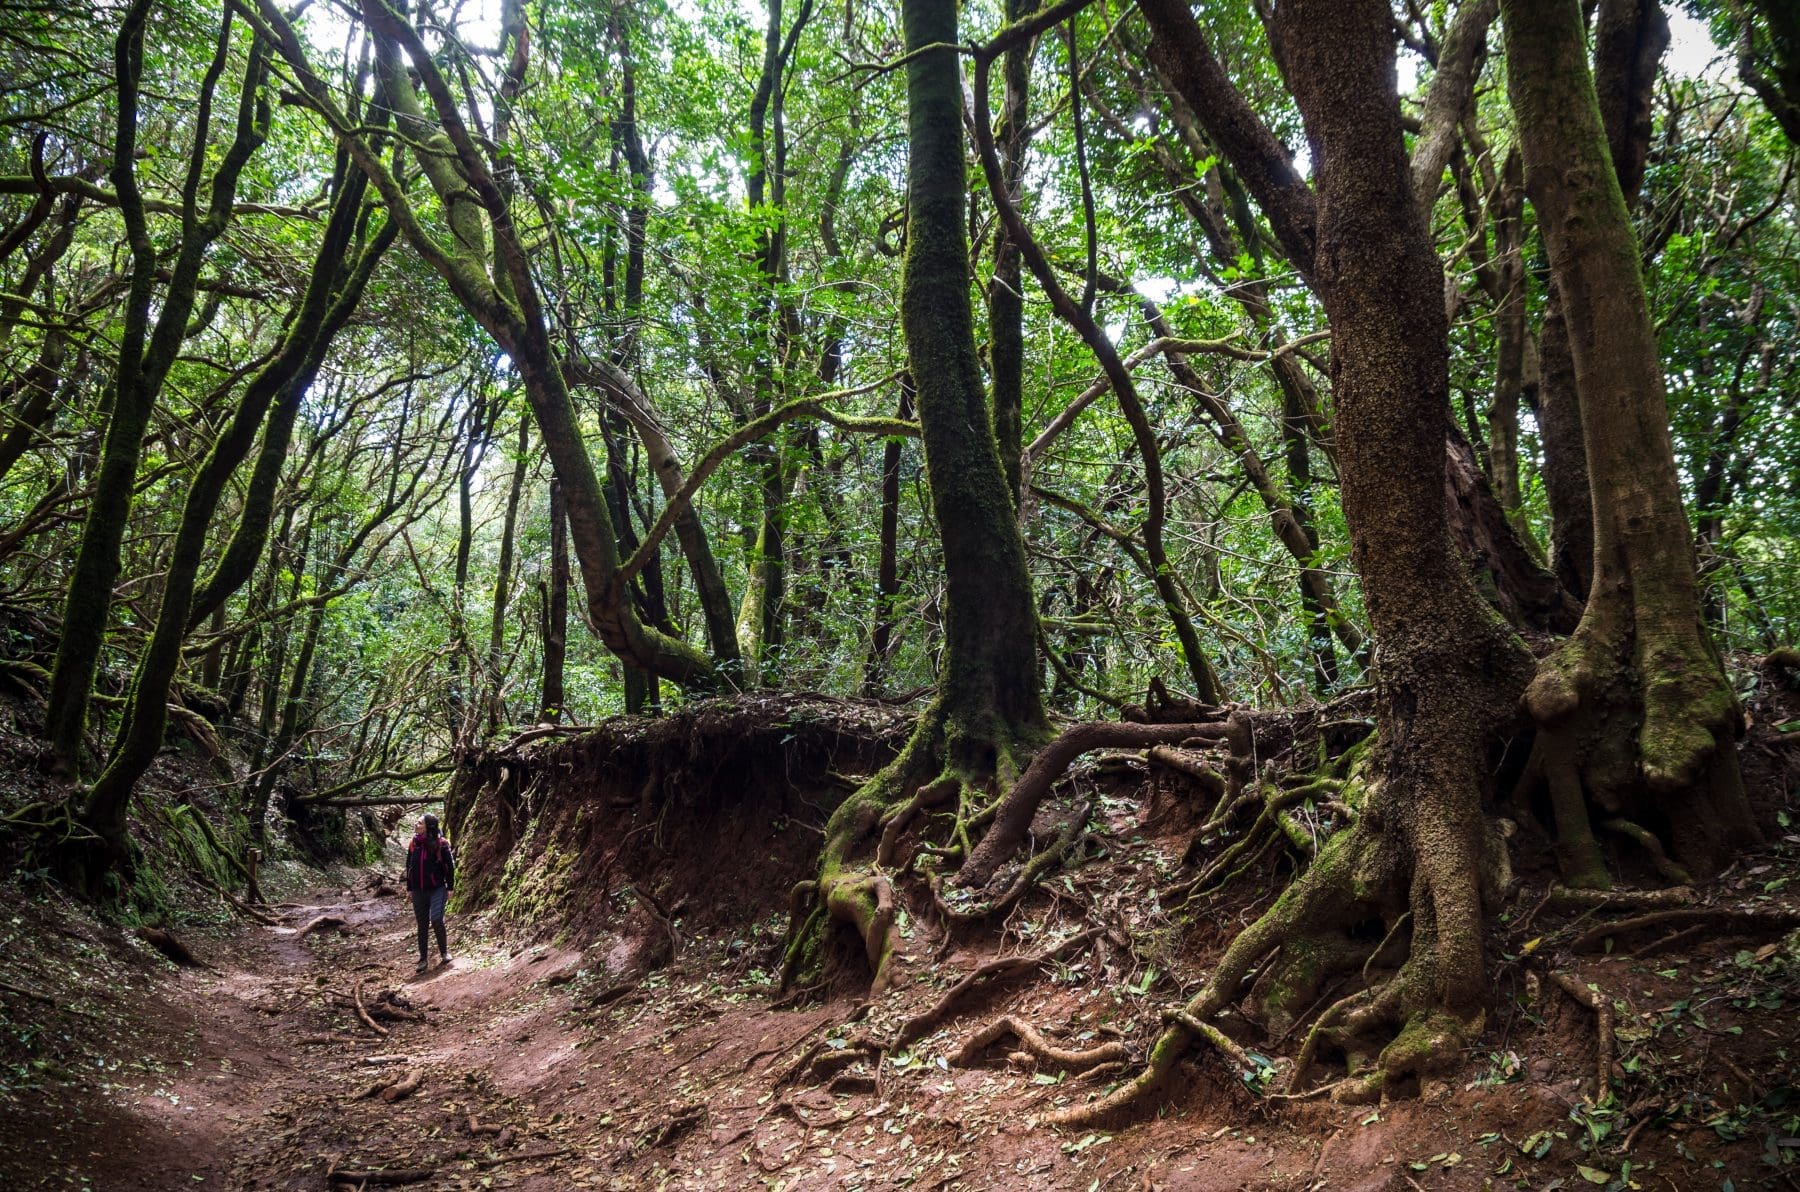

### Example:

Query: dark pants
xmin=412 ymin=887 xmax=448 ymax=961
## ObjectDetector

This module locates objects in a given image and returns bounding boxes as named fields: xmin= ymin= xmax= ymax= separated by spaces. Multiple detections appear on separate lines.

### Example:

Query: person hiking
xmin=404 ymin=813 xmax=454 ymax=973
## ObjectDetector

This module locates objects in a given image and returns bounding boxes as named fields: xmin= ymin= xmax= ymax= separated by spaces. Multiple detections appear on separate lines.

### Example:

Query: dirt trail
xmin=10 ymin=735 xmax=1800 ymax=1192
xmin=9 ymin=866 xmax=1442 ymax=1191
xmin=11 ymin=849 xmax=1800 ymax=1191
xmin=7 ymin=876 xmax=582 ymax=1190
xmin=0 ymin=867 xmax=1735 ymax=1192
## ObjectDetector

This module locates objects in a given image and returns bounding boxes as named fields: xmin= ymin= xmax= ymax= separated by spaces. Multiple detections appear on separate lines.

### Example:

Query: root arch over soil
xmin=778 ymin=691 xmax=1051 ymax=997
xmin=778 ymin=695 xmax=1272 ymax=997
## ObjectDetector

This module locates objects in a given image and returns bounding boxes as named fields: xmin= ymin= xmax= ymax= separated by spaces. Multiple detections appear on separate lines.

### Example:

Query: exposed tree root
xmin=0 ymin=977 xmax=55 ymax=1007
xmin=891 ymin=928 xmax=1099 ymax=1051
xmin=354 ymin=1067 xmax=412 ymax=1100
xmin=957 ymin=719 xmax=1230 ymax=889
xmin=379 ymin=1068 xmax=424 ymax=1103
xmin=326 ymin=1147 xmax=571 ymax=1188
xmin=367 ymin=989 xmax=425 ymax=1023
xmin=352 ymin=978 xmax=389 ymax=1038
xmin=951 ymin=1015 xmax=1129 ymax=1071
xmin=1546 ymin=970 xmax=1617 ymax=1102
xmin=784 ymin=694 xmax=1049 ymax=995
xmin=326 ymin=1161 xmax=435 ymax=1186
xmin=823 ymin=870 xmax=901 ymax=995
xmin=782 ymin=732 xmax=932 ymax=995
xmin=1161 ymin=773 xmax=1349 ymax=908
xmin=1628 ymin=923 xmax=1709 ymax=959
xmin=1567 ymin=907 xmax=1800 ymax=953
xmin=827 ymin=1071 xmax=879 ymax=1095
xmin=1598 ymin=818 xmax=1691 ymax=886
xmin=932 ymin=801 xmax=1094 ymax=924
xmin=647 ymin=1105 xmax=706 ymax=1149
xmin=876 ymin=776 xmax=958 ymax=870
xmin=296 ymin=914 xmax=350 ymax=938
xmin=135 ymin=926 xmax=209 ymax=969
xmin=776 ymin=1032 xmax=881 ymax=1090
xmin=215 ymin=885 xmax=279 ymax=925
xmin=773 ymin=1097 xmax=859 ymax=1129
xmin=628 ymin=885 xmax=685 ymax=968
xmin=1047 ymin=737 xmax=1512 ymax=1126
xmin=1161 ymin=1007 xmax=1266 ymax=1084
xmin=166 ymin=703 xmax=227 ymax=771
xmin=1541 ymin=884 xmax=1695 ymax=913
xmin=737 ymin=1020 xmax=831 ymax=1075
xmin=0 ymin=657 xmax=49 ymax=702
xmin=1120 ymin=678 xmax=1210 ymax=723
xmin=1143 ymin=744 xmax=1226 ymax=796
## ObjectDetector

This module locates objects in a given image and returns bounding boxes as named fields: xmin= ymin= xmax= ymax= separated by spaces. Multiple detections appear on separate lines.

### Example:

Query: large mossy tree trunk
xmin=1503 ymin=0 xmax=1759 ymax=884
xmin=1065 ymin=0 xmax=1535 ymax=1122
xmin=785 ymin=0 xmax=1050 ymax=995
xmin=1528 ymin=0 xmax=1668 ymax=609
xmin=1226 ymin=0 xmax=1532 ymax=1097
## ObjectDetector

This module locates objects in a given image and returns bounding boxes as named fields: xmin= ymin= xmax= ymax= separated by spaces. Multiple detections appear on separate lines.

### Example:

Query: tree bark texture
xmin=1092 ymin=0 xmax=1535 ymax=1112
xmin=792 ymin=0 xmax=1050 ymax=996
xmin=1504 ymin=0 xmax=1758 ymax=881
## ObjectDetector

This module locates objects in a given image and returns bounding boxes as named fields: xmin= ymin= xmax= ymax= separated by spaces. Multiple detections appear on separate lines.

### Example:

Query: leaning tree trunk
xmin=44 ymin=11 xmax=270 ymax=775
xmin=783 ymin=0 xmax=1050 ymax=995
xmin=1503 ymin=0 xmax=1758 ymax=884
xmin=79 ymin=177 xmax=391 ymax=872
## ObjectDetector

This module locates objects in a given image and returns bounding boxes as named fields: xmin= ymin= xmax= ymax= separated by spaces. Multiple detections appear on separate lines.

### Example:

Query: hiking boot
xmin=415 ymin=959 xmax=429 ymax=974
xmin=438 ymin=953 xmax=451 ymax=967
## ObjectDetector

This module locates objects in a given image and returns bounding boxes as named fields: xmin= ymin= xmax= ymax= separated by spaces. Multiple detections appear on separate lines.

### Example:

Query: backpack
xmin=408 ymin=836 xmax=448 ymax=892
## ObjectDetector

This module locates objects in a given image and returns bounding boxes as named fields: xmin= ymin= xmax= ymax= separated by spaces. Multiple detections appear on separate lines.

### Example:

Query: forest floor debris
xmin=3 ymin=690 xmax=1798 ymax=1188
xmin=3 ymin=780 xmax=1797 ymax=1188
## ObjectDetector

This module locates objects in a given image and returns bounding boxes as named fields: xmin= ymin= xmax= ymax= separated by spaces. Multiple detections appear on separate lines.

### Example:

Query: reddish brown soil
xmin=3 ymin=679 xmax=1797 ymax=1190
xmin=4 ymin=796 xmax=1798 ymax=1190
